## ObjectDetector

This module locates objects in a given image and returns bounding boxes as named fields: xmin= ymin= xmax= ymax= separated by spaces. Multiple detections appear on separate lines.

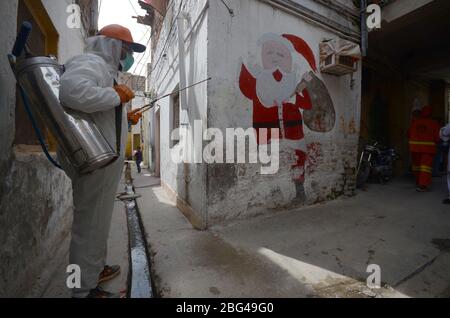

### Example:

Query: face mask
xmin=120 ymin=53 xmax=135 ymax=72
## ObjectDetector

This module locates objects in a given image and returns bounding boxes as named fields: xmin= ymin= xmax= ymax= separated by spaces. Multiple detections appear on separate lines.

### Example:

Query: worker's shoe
xmin=86 ymin=286 xmax=120 ymax=299
xmin=443 ymin=198 xmax=450 ymax=205
xmin=98 ymin=265 xmax=121 ymax=284
xmin=416 ymin=186 xmax=429 ymax=192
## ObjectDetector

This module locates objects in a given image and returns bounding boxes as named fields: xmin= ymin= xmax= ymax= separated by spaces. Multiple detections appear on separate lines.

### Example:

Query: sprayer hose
xmin=18 ymin=84 xmax=63 ymax=170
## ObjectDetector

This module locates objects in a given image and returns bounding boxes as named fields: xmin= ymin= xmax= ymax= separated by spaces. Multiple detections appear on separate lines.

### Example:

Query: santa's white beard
xmin=255 ymin=68 xmax=297 ymax=108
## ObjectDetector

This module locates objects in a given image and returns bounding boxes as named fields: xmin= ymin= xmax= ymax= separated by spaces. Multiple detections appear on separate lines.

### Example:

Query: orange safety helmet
xmin=98 ymin=24 xmax=146 ymax=53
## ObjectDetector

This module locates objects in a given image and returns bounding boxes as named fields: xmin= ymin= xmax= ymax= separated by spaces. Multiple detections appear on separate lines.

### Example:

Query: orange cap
xmin=99 ymin=24 xmax=146 ymax=53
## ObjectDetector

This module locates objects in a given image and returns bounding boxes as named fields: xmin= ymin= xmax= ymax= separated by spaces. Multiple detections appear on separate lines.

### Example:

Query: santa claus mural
xmin=239 ymin=33 xmax=335 ymax=202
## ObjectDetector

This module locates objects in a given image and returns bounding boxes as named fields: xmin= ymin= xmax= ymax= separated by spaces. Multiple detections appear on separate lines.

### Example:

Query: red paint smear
xmin=307 ymin=142 xmax=323 ymax=174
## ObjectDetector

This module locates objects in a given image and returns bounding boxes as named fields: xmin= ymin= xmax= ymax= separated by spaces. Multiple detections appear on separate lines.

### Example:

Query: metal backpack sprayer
xmin=8 ymin=22 xmax=119 ymax=175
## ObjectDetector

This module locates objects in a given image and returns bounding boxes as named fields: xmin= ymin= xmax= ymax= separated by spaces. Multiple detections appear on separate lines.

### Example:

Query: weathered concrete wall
xmin=0 ymin=5 xmax=20 ymax=295
xmin=0 ymin=1 xmax=17 ymax=205
xmin=206 ymin=0 xmax=362 ymax=226
xmin=149 ymin=0 xmax=209 ymax=228
xmin=0 ymin=0 xmax=90 ymax=296
xmin=0 ymin=151 xmax=73 ymax=297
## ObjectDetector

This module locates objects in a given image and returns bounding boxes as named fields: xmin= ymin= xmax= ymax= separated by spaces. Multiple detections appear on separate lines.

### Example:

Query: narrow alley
xmin=135 ymin=169 xmax=450 ymax=298
xmin=28 ymin=165 xmax=450 ymax=298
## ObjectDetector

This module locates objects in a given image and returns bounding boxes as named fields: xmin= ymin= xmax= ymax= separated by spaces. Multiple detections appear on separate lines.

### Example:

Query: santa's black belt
xmin=254 ymin=120 xmax=303 ymax=129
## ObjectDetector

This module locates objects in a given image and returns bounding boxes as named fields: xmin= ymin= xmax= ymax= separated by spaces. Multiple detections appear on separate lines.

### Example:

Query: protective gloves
xmin=127 ymin=109 xmax=142 ymax=126
xmin=114 ymin=84 xmax=135 ymax=104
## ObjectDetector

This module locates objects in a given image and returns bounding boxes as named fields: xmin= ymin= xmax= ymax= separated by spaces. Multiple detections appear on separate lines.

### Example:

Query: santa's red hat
xmin=257 ymin=33 xmax=317 ymax=72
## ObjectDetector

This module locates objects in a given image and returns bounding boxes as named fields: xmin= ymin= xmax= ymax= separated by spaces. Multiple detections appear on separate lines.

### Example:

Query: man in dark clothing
xmin=135 ymin=147 xmax=143 ymax=173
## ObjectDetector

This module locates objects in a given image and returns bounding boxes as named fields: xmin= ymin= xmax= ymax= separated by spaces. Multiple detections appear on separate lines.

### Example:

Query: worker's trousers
xmin=60 ymin=155 xmax=124 ymax=298
xmin=447 ymin=173 xmax=450 ymax=197
xmin=411 ymin=152 xmax=434 ymax=187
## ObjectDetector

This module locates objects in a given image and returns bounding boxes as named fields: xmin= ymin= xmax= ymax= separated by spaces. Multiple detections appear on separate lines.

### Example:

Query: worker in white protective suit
xmin=440 ymin=123 xmax=450 ymax=204
xmin=59 ymin=24 xmax=146 ymax=298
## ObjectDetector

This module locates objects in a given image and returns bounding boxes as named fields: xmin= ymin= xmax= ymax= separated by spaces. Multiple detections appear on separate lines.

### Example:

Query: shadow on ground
xmin=136 ymin=173 xmax=450 ymax=298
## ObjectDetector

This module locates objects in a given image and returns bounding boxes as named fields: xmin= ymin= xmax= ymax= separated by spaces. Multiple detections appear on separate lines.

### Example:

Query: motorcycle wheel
xmin=356 ymin=162 xmax=371 ymax=188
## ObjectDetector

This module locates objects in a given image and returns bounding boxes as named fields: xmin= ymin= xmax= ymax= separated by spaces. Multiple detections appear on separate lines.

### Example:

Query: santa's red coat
xmin=239 ymin=64 xmax=312 ymax=145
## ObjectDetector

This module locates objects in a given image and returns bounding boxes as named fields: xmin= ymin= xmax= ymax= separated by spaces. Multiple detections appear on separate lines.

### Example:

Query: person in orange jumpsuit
xmin=408 ymin=105 xmax=441 ymax=192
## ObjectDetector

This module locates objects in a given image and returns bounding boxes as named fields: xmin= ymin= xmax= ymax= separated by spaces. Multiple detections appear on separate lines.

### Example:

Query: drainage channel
xmin=118 ymin=163 xmax=157 ymax=298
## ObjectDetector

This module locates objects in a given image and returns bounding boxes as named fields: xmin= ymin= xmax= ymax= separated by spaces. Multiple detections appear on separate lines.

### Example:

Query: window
xmin=170 ymin=86 xmax=180 ymax=147
xmin=15 ymin=0 xmax=58 ymax=150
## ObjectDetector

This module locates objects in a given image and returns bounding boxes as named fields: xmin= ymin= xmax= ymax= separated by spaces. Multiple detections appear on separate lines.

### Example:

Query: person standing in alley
xmin=59 ymin=24 xmax=146 ymax=298
xmin=135 ymin=147 xmax=143 ymax=174
xmin=408 ymin=105 xmax=441 ymax=192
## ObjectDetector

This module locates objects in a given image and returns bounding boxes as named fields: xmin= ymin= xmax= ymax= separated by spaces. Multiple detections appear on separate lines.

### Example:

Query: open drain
xmin=118 ymin=163 xmax=156 ymax=298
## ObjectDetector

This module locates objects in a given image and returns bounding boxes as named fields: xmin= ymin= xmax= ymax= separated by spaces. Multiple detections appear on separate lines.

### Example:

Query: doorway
xmin=361 ymin=0 xmax=450 ymax=176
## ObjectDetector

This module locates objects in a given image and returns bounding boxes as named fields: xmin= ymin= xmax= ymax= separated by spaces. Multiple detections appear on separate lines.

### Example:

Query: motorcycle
xmin=356 ymin=141 xmax=400 ymax=188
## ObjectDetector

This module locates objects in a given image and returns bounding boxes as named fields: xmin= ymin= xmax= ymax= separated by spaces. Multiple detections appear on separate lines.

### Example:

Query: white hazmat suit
xmin=440 ymin=124 xmax=450 ymax=197
xmin=59 ymin=36 xmax=128 ymax=298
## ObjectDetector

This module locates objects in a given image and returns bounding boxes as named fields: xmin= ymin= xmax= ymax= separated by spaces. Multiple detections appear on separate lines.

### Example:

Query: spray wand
xmin=128 ymin=77 xmax=212 ymax=125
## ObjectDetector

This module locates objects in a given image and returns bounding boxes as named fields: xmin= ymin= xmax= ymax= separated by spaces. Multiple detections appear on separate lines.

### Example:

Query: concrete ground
xmin=29 ymin=173 xmax=130 ymax=298
xmin=29 ymin=168 xmax=450 ymax=298
xmin=135 ymin=172 xmax=450 ymax=298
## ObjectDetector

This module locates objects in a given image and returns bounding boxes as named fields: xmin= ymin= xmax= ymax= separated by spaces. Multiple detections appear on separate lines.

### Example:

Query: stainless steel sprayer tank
xmin=15 ymin=56 xmax=119 ymax=174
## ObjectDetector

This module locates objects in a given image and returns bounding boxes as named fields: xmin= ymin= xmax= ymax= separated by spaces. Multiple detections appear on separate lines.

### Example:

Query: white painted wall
xmin=42 ymin=0 xmax=87 ymax=63
xmin=148 ymin=0 xmax=362 ymax=228
xmin=206 ymin=0 xmax=362 ymax=225
xmin=292 ymin=0 xmax=360 ymax=32
xmin=149 ymin=0 xmax=209 ymax=225
xmin=141 ymin=108 xmax=154 ymax=168
xmin=132 ymin=94 xmax=146 ymax=136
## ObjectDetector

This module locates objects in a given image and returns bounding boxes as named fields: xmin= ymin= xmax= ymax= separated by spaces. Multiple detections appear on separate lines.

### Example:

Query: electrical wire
xmin=122 ymin=0 xmax=154 ymax=86
xmin=130 ymin=0 xmax=176 ymax=80
xmin=129 ymin=26 xmax=152 ymax=76
xmin=127 ymin=0 xmax=151 ymax=38
xmin=136 ymin=0 xmax=183 ymax=92
xmin=120 ymin=0 xmax=187 ymax=95
xmin=124 ymin=0 xmax=178 ymax=89
xmin=124 ymin=0 xmax=182 ymax=93
xmin=219 ymin=0 xmax=234 ymax=16
xmin=17 ymin=84 xmax=62 ymax=170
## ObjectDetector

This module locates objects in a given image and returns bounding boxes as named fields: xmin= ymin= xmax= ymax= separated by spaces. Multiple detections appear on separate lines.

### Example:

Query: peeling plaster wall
xmin=206 ymin=0 xmax=362 ymax=226
xmin=0 ymin=0 xmax=89 ymax=296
